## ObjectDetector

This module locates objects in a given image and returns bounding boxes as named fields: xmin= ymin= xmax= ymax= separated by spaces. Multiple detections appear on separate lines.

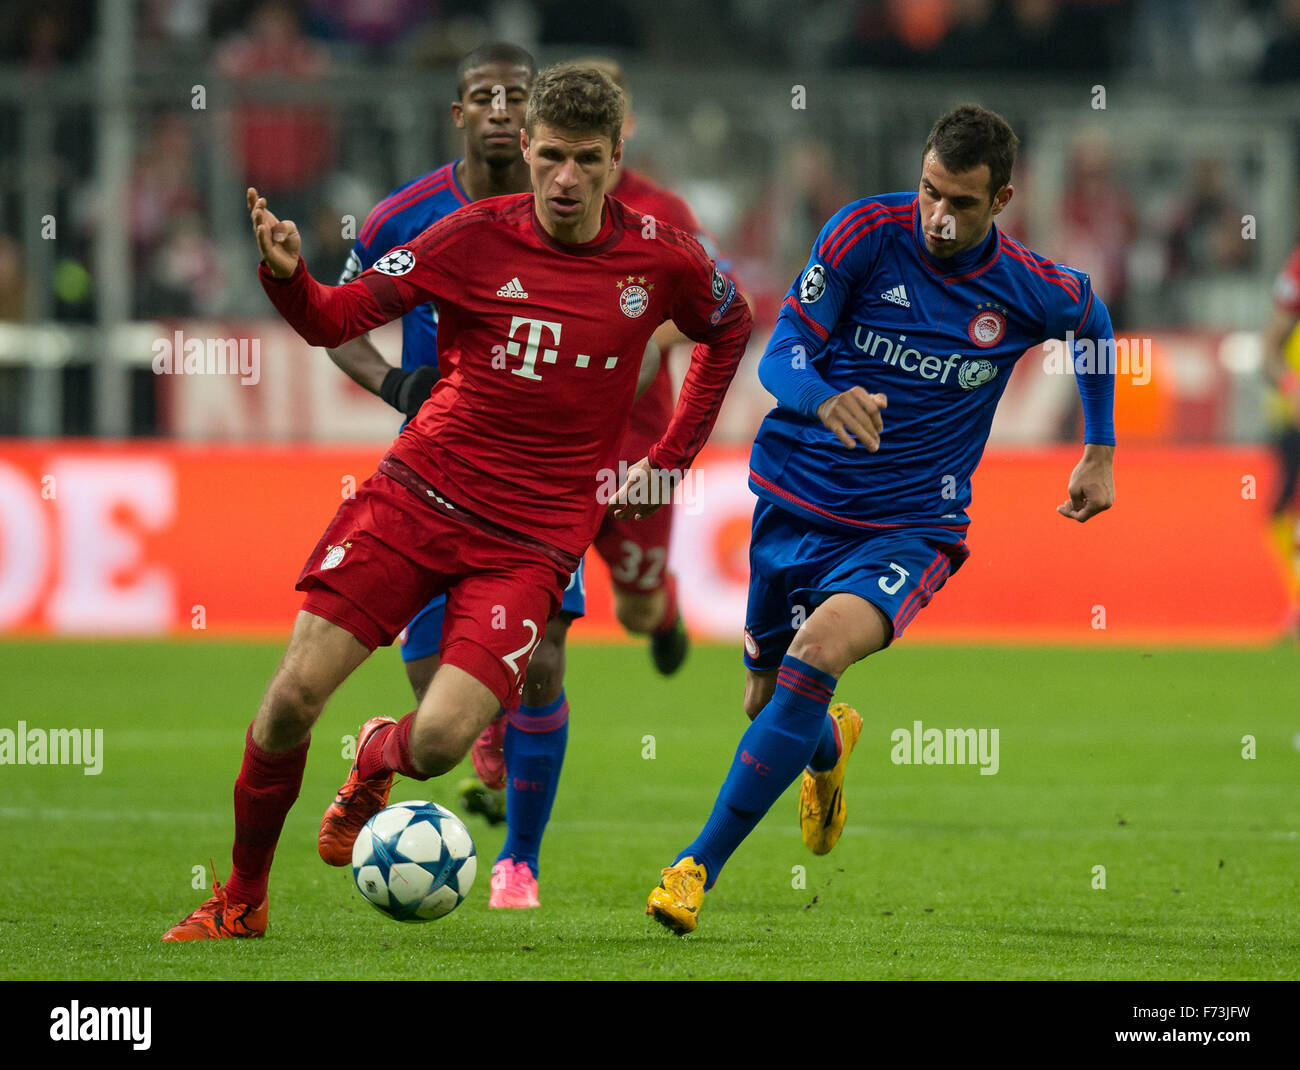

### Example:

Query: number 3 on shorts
xmin=503 ymin=618 xmax=542 ymax=679
xmin=878 ymin=562 xmax=909 ymax=595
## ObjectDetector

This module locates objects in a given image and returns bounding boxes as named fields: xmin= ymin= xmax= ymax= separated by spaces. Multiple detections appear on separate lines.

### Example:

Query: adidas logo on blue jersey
xmin=496 ymin=277 xmax=529 ymax=299
xmin=881 ymin=284 xmax=911 ymax=308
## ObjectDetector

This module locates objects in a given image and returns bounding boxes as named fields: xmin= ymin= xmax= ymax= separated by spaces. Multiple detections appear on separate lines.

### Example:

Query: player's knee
xmin=262 ymin=665 xmax=329 ymax=732
xmin=615 ymin=592 xmax=662 ymax=634
xmin=405 ymin=730 xmax=467 ymax=779
xmin=523 ymin=636 xmax=564 ymax=700
xmin=786 ymin=631 xmax=855 ymax=678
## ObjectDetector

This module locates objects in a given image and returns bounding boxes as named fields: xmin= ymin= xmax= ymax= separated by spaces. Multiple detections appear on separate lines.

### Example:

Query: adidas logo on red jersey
xmin=496 ymin=277 xmax=529 ymax=299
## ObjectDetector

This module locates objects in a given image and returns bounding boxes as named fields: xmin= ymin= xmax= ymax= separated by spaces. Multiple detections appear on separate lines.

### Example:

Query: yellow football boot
xmin=799 ymin=702 xmax=863 ymax=855
xmin=645 ymin=856 xmax=708 ymax=935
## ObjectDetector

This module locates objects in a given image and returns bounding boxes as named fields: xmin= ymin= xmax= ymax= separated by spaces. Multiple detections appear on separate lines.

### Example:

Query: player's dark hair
xmin=456 ymin=43 xmax=537 ymax=100
xmin=525 ymin=63 xmax=624 ymax=150
xmin=923 ymin=104 xmax=1019 ymax=202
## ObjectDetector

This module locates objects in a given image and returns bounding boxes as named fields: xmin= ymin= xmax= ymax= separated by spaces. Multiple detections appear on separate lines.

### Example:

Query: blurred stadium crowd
xmin=0 ymin=0 xmax=1297 ymax=440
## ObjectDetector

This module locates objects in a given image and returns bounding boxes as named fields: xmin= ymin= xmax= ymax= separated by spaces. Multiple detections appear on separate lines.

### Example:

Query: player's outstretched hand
xmin=608 ymin=457 xmax=674 ymax=521
xmin=247 ymin=187 xmax=301 ymax=278
xmin=817 ymin=386 xmax=888 ymax=451
xmin=1057 ymin=444 xmax=1115 ymax=522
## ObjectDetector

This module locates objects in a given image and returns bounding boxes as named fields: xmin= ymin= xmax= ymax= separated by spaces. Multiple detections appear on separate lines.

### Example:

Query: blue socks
xmin=498 ymin=691 xmax=569 ymax=876
xmin=676 ymin=656 xmax=837 ymax=888
xmin=808 ymin=712 xmax=841 ymax=773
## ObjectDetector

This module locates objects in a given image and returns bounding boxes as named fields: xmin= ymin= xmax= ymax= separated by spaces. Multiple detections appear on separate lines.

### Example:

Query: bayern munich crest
xmin=322 ymin=544 xmax=347 ymax=570
xmin=618 ymin=275 xmax=651 ymax=318
xmin=373 ymin=248 xmax=416 ymax=276
xmin=967 ymin=304 xmax=1007 ymax=348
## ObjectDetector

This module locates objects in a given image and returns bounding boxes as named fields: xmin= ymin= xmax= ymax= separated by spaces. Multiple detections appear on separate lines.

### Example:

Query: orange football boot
xmin=318 ymin=716 xmax=396 ymax=866
xmin=161 ymin=876 xmax=267 ymax=942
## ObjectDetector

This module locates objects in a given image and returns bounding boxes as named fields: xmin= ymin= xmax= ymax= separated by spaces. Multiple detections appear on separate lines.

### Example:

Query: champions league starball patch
xmin=799 ymin=263 xmax=826 ymax=304
xmin=373 ymin=248 xmax=417 ymax=276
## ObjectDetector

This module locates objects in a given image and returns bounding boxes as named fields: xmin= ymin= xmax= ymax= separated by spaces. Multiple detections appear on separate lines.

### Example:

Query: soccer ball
xmin=351 ymin=801 xmax=477 ymax=922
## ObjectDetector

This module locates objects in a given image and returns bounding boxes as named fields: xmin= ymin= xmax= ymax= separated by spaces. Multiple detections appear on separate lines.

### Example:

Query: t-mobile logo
xmin=503 ymin=316 xmax=619 ymax=382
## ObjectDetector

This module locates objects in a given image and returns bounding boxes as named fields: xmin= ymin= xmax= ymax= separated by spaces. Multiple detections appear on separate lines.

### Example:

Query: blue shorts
xmin=400 ymin=558 xmax=586 ymax=663
xmin=742 ymin=499 xmax=968 ymax=672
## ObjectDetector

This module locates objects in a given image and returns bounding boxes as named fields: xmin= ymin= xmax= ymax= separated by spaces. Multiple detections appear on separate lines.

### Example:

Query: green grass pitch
xmin=0 ymin=639 xmax=1296 ymax=980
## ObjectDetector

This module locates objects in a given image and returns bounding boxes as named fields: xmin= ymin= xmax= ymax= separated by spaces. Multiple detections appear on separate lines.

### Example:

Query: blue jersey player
xmin=646 ymin=104 xmax=1116 ymax=934
xmin=325 ymin=44 xmax=588 ymax=909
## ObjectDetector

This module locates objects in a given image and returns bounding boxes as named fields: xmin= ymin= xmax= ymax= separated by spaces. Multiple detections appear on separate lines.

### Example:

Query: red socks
xmin=653 ymin=572 xmax=680 ymax=635
xmin=224 ymin=724 xmax=309 ymax=907
xmin=358 ymin=712 xmax=426 ymax=780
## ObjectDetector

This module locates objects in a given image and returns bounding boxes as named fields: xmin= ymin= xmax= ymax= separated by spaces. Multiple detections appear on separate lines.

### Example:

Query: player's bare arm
xmin=1057 ymin=442 xmax=1115 ymax=523
xmin=248 ymin=187 xmax=301 ymax=278
xmin=327 ymin=335 xmax=439 ymax=420
xmin=326 ymin=335 xmax=397 ymax=396
xmin=816 ymin=386 xmax=888 ymax=451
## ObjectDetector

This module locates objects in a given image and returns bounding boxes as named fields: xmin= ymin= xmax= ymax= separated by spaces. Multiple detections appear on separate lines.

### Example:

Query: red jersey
xmin=613 ymin=167 xmax=721 ymax=463
xmin=260 ymin=192 xmax=750 ymax=558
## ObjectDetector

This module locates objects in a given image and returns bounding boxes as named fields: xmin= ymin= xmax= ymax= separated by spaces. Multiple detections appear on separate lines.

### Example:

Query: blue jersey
xmin=751 ymin=191 xmax=1115 ymax=535
xmin=338 ymin=160 xmax=472 ymax=373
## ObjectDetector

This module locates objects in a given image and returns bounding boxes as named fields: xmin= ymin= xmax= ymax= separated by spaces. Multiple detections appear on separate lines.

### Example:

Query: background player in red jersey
xmin=577 ymin=57 xmax=744 ymax=676
xmin=162 ymin=64 xmax=751 ymax=941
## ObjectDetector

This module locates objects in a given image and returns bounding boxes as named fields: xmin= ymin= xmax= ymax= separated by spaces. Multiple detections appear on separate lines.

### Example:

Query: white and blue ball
xmin=351 ymin=801 xmax=476 ymax=921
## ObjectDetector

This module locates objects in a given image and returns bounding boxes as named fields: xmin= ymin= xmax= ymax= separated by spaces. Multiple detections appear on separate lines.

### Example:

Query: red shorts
xmin=296 ymin=457 xmax=575 ymax=705
xmin=593 ymin=505 xmax=675 ymax=594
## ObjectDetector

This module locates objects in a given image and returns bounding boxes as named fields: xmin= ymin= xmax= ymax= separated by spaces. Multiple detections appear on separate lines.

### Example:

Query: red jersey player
xmin=162 ymin=64 xmax=751 ymax=941
xmin=579 ymin=57 xmax=742 ymax=676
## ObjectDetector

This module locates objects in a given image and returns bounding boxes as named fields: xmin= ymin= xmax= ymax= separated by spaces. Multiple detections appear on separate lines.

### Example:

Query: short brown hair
xmin=923 ymin=104 xmax=1019 ymax=202
xmin=569 ymin=56 xmax=630 ymax=110
xmin=524 ymin=63 xmax=624 ymax=150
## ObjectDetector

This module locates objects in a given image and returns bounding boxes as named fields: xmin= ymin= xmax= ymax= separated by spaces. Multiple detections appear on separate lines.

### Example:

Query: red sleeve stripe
xmin=821 ymin=205 xmax=910 ymax=267
xmin=359 ymin=170 xmax=452 ymax=247
xmin=829 ymin=212 xmax=909 ymax=268
xmin=657 ymin=223 xmax=714 ymax=272
xmin=405 ymin=207 xmax=487 ymax=256
xmin=819 ymin=203 xmax=906 ymax=260
xmin=1000 ymin=241 xmax=1080 ymax=301
xmin=1073 ymin=291 xmax=1094 ymax=334
xmin=781 ymin=295 xmax=829 ymax=341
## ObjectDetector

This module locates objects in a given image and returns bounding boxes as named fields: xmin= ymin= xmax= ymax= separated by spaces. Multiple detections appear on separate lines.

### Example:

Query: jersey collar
xmin=911 ymin=197 xmax=1001 ymax=283
xmin=530 ymin=195 xmax=624 ymax=256
xmin=448 ymin=159 xmax=471 ymax=206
